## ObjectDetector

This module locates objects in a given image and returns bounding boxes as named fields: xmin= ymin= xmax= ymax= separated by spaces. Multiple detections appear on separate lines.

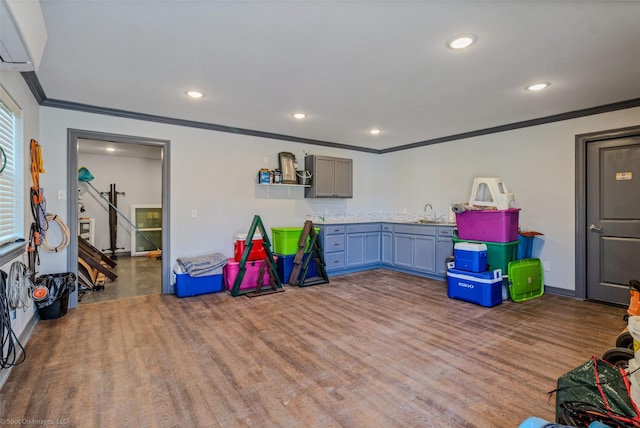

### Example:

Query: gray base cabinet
xmin=393 ymin=224 xmax=436 ymax=274
xmin=320 ymin=225 xmax=346 ymax=273
xmin=319 ymin=221 xmax=455 ymax=280
xmin=346 ymin=224 xmax=381 ymax=268
xmin=319 ymin=223 xmax=380 ymax=274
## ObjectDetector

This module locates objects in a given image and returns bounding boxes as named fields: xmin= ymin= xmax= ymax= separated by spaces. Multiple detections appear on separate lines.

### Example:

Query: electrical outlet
xmin=58 ymin=189 xmax=66 ymax=200
xmin=543 ymin=261 xmax=551 ymax=272
xmin=191 ymin=209 xmax=198 ymax=219
xmin=263 ymin=156 xmax=269 ymax=164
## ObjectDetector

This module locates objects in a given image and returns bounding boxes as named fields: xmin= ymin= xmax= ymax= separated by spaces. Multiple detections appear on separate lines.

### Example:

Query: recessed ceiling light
xmin=447 ymin=34 xmax=477 ymax=50
xmin=185 ymin=90 xmax=204 ymax=98
xmin=525 ymin=82 xmax=550 ymax=92
xmin=106 ymin=147 xmax=116 ymax=152
xmin=369 ymin=129 xmax=381 ymax=135
xmin=292 ymin=113 xmax=307 ymax=119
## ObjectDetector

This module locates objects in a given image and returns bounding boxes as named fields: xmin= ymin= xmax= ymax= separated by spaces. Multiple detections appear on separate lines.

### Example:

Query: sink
xmin=412 ymin=219 xmax=456 ymax=225
xmin=414 ymin=219 xmax=439 ymax=224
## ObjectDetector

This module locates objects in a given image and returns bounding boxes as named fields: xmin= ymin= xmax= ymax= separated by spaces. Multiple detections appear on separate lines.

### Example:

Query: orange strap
xmin=30 ymin=139 xmax=44 ymax=202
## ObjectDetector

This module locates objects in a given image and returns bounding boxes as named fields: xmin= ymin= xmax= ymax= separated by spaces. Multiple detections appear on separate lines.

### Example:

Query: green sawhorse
xmin=230 ymin=215 xmax=284 ymax=297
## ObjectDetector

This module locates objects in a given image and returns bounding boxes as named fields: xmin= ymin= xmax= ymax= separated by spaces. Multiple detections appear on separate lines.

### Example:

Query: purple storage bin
xmin=223 ymin=258 xmax=276 ymax=291
xmin=455 ymin=208 xmax=520 ymax=243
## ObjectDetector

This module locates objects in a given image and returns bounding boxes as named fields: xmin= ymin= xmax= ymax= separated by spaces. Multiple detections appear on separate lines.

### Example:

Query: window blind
xmin=0 ymin=99 xmax=17 ymax=246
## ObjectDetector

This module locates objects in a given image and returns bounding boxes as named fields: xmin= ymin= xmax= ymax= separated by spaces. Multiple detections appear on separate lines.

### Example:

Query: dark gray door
xmin=586 ymin=136 xmax=640 ymax=304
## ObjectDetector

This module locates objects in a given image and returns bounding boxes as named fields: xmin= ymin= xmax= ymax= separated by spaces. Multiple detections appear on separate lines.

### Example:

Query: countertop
xmin=312 ymin=219 xmax=456 ymax=226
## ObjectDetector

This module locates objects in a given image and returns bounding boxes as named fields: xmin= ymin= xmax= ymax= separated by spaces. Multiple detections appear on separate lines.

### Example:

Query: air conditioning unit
xmin=0 ymin=0 xmax=35 ymax=71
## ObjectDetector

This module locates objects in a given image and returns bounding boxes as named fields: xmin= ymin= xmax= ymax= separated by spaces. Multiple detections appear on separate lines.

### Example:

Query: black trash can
xmin=37 ymin=291 xmax=71 ymax=319
xmin=34 ymin=272 xmax=76 ymax=320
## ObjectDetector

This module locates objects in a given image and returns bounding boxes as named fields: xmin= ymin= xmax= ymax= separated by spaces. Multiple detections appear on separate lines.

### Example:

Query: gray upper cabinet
xmin=305 ymin=155 xmax=353 ymax=198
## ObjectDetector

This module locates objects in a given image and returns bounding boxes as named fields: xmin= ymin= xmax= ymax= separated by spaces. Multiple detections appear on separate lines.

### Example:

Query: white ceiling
xmin=35 ymin=1 xmax=640 ymax=152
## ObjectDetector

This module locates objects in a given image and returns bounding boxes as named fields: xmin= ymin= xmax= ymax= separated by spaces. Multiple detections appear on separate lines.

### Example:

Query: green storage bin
xmin=507 ymin=258 xmax=544 ymax=302
xmin=271 ymin=227 xmax=320 ymax=255
xmin=452 ymin=237 xmax=518 ymax=273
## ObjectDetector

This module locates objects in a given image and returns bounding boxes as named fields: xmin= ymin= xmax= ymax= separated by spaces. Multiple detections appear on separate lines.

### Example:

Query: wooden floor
xmin=0 ymin=269 xmax=626 ymax=427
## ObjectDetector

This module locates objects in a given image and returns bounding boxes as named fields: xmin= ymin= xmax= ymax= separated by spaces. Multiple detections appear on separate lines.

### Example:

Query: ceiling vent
xmin=0 ymin=0 xmax=34 ymax=72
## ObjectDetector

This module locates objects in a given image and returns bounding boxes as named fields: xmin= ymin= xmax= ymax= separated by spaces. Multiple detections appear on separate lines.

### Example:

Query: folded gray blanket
xmin=177 ymin=252 xmax=228 ymax=277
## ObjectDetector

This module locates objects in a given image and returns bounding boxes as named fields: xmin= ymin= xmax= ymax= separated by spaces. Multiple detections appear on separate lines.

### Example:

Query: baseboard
xmin=0 ymin=311 xmax=39 ymax=391
xmin=543 ymin=285 xmax=577 ymax=298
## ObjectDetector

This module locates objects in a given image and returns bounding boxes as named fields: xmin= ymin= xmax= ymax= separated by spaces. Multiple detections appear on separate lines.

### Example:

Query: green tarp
xmin=555 ymin=356 xmax=640 ymax=426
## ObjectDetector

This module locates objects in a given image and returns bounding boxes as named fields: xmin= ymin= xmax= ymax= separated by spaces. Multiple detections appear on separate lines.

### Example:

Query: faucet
xmin=424 ymin=203 xmax=435 ymax=220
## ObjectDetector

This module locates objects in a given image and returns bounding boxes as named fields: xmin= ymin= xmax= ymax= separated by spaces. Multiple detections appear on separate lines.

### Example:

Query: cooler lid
xmin=447 ymin=267 xmax=502 ymax=281
xmin=507 ymin=258 xmax=544 ymax=302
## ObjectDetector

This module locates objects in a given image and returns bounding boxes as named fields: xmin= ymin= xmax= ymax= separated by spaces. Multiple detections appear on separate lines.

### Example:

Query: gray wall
xmin=77 ymin=152 xmax=162 ymax=254
xmin=0 ymin=71 xmax=42 ymax=387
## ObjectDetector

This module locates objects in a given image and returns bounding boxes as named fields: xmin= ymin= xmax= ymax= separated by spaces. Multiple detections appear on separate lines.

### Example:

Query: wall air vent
xmin=0 ymin=0 xmax=34 ymax=72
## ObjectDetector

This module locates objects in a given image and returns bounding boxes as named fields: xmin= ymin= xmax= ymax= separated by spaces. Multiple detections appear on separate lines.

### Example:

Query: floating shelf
xmin=257 ymin=183 xmax=310 ymax=188
xmin=256 ymin=183 xmax=310 ymax=198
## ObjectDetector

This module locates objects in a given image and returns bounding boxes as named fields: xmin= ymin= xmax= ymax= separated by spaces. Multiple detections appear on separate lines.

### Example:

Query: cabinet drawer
xmin=438 ymin=227 xmax=455 ymax=237
xmin=325 ymin=234 xmax=345 ymax=252
xmin=381 ymin=223 xmax=393 ymax=232
xmin=324 ymin=225 xmax=346 ymax=235
xmin=325 ymin=252 xmax=345 ymax=270
xmin=393 ymin=224 xmax=436 ymax=236
xmin=347 ymin=223 xmax=381 ymax=234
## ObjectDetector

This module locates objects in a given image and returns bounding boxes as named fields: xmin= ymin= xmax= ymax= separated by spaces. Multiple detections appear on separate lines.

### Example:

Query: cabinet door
xmin=334 ymin=158 xmax=353 ymax=198
xmin=314 ymin=156 xmax=336 ymax=197
xmin=363 ymin=232 xmax=381 ymax=264
xmin=346 ymin=233 xmax=365 ymax=267
xmin=346 ymin=232 xmax=380 ymax=267
xmin=437 ymin=237 xmax=454 ymax=276
xmin=393 ymin=234 xmax=414 ymax=269
xmin=413 ymin=235 xmax=436 ymax=273
xmin=382 ymin=232 xmax=393 ymax=264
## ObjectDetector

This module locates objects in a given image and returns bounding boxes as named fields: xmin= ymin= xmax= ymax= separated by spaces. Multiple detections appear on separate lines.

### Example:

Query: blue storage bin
xmin=447 ymin=265 xmax=503 ymax=308
xmin=517 ymin=234 xmax=535 ymax=260
xmin=174 ymin=272 xmax=223 ymax=297
xmin=275 ymin=253 xmax=318 ymax=284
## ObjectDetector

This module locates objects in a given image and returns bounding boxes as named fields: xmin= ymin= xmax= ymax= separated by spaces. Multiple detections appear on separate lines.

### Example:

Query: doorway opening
xmin=67 ymin=130 xmax=171 ymax=309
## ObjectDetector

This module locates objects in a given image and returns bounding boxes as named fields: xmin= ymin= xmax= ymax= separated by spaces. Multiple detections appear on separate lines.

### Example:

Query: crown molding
xmin=22 ymin=72 xmax=640 ymax=155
